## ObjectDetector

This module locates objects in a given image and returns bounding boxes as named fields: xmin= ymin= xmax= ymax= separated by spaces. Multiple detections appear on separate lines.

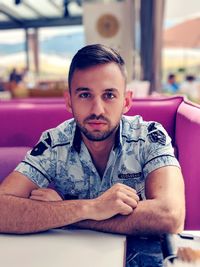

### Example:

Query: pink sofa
xmin=0 ymin=97 xmax=65 ymax=105
xmin=0 ymin=96 xmax=199 ymax=230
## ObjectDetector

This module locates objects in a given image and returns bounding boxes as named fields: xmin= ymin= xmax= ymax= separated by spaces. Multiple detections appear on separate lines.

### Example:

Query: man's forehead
xmin=70 ymin=63 xmax=126 ymax=93
xmin=73 ymin=62 xmax=122 ymax=74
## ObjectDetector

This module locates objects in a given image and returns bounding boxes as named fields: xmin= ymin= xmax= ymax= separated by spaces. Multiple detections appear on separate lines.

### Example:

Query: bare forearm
xmin=73 ymin=168 xmax=186 ymax=235
xmin=72 ymin=199 xmax=185 ymax=235
xmin=0 ymin=183 xmax=139 ymax=234
xmin=0 ymin=195 xmax=90 ymax=234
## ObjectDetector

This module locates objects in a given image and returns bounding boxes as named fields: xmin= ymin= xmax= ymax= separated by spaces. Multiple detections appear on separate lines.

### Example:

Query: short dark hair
xmin=168 ymin=73 xmax=175 ymax=80
xmin=68 ymin=44 xmax=127 ymax=92
xmin=186 ymin=75 xmax=195 ymax=81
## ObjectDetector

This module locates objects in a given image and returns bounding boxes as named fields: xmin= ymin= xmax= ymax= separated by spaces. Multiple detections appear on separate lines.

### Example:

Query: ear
xmin=64 ymin=90 xmax=73 ymax=113
xmin=123 ymin=90 xmax=133 ymax=114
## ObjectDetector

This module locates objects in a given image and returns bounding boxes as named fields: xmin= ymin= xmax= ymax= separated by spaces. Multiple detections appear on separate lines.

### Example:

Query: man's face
xmin=67 ymin=63 xmax=130 ymax=142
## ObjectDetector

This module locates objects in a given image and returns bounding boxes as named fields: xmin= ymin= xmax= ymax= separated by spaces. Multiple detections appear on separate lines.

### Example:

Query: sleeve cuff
xmin=143 ymin=155 xmax=180 ymax=179
xmin=15 ymin=162 xmax=50 ymax=188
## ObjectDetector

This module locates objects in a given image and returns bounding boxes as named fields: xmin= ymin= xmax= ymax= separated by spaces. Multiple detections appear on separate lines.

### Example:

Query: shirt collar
xmin=72 ymin=126 xmax=82 ymax=153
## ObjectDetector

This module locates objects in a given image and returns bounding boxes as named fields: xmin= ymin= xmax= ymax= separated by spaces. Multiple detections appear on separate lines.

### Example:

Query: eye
xmin=103 ymin=92 xmax=115 ymax=100
xmin=79 ymin=92 xmax=91 ymax=98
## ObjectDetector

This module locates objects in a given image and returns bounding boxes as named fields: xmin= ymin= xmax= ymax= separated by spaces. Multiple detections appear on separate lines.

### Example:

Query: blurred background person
xmin=8 ymin=68 xmax=28 ymax=97
xmin=180 ymin=74 xmax=200 ymax=102
xmin=163 ymin=73 xmax=180 ymax=94
xmin=9 ymin=68 xmax=23 ymax=84
xmin=0 ymin=78 xmax=4 ymax=91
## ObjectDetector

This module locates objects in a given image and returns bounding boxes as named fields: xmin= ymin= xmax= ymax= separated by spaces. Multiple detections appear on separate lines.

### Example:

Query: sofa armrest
xmin=0 ymin=147 xmax=31 ymax=183
xmin=176 ymin=100 xmax=200 ymax=230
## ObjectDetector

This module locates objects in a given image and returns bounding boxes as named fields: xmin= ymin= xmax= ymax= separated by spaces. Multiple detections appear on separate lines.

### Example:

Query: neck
xmin=83 ymin=135 xmax=115 ymax=157
xmin=82 ymin=134 xmax=116 ymax=178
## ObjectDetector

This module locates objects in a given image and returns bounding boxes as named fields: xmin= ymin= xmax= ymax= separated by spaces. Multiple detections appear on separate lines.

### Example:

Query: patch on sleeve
xmin=147 ymin=122 xmax=166 ymax=145
xmin=44 ymin=132 xmax=52 ymax=146
xmin=30 ymin=142 xmax=48 ymax=156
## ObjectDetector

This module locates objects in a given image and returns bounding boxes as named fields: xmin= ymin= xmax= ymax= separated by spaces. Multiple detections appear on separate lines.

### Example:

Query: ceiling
xmin=0 ymin=0 xmax=83 ymax=30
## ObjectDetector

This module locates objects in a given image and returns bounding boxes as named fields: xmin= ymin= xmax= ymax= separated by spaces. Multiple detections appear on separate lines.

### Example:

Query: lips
xmin=86 ymin=120 xmax=107 ymax=130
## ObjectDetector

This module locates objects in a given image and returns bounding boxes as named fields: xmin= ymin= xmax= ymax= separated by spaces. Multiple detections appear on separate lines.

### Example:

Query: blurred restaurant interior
xmin=1 ymin=3 xmax=200 ymax=265
xmin=0 ymin=0 xmax=200 ymax=103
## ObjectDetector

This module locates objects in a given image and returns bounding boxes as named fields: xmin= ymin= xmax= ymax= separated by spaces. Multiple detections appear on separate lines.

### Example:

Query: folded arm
xmin=0 ymin=171 xmax=93 ymax=234
xmin=0 ymin=171 xmax=138 ymax=234
xmin=72 ymin=166 xmax=185 ymax=235
xmin=0 ymin=166 xmax=185 ymax=235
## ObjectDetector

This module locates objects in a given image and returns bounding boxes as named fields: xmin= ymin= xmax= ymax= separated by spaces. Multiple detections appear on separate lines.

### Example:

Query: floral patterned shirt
xmin=15 ymin=115 xmax=180 ymax=200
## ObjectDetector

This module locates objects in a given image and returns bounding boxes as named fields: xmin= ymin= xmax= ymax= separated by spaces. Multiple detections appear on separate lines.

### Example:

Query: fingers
xmin=31 ymin=189 xmax=44 ymax=196
xmin=177 ymin=247 xmax=200 ymax=262
xmin=30 ymin=188 xmax=48 ymax=201
xmin=30 ymin=188 xmax=62 ymax=202
xmin=31 ymin=188 xmax=55 ymax=195
xmin=112 ymin=183 xmax=140 ymax=203
xmin=120 ymin=192 xmax=139 ymax=208
xmin=118 ymin=202 xmax=133 ymax=215
xmin=113 ymin=191 xmax=138 ymax=216
xmin=119 ymin=188 xmax=140 ymax=203
xmin=29 ymin=195 xmax=47 ymax=201
xmin=110 ymin=183 xmax=140 ymax=215
xmin=114 ymin=183 xmax=137 ymax=194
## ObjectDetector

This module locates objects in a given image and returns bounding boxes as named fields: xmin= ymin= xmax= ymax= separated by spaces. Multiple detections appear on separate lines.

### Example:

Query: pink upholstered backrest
xmin=0 ymin=103 xmax=72 ymax=147
xmin=127 ymin=96 xmax=183 ymax=144
xmin=0 ymin=96 xmax=183 ymax=147
xmin=0 ymin=147 xmax=31 ymax=182
xmin=0 ymin=97 xmax=65 ymax=105
xmin=0 ymin=96 xmax=182 ymax=183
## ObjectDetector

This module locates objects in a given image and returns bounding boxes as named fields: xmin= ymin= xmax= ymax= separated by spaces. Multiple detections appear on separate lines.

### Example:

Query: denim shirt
xmin=15 ymin=115 xmax=179 ymax=200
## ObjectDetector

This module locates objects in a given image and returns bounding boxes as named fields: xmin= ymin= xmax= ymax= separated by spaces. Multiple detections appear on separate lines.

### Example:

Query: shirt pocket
xmin=112 ymin=172 xmax=145 ymax=200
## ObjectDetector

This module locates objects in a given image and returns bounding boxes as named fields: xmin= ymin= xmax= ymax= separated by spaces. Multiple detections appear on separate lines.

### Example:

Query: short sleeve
xmin=15 ymin=131 xmax=56 ymax=188
xmin=142 ymin=122 xmax=180 ymax=178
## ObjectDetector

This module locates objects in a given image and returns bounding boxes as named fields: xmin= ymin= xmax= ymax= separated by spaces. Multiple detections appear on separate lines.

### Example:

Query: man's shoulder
xmin=121 ymin=115 xmax=149 ymax=139
xmin=44 ymin=119 xmax=76 ymax=148
xmin=121 ymin=115 xmax=167 ymax=142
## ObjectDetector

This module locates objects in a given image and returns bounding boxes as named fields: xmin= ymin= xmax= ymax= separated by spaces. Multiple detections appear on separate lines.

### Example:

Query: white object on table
xmin=0 ymin=229 xmax=126 ymax=267
xmin=176 ymin=231 xmax=200 ymax=250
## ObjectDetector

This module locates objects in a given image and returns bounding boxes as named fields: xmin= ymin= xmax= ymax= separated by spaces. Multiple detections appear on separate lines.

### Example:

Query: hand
xmin=177 ymin=247 xmax=200 ymax=262
xmin=90 ymin=183 xmax=139 ymax=221
xmin=30 ymin=188 xmax=63 ymax=202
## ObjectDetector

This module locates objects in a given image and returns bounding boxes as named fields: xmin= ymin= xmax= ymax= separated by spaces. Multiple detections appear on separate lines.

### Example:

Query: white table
xmin=0 ymin=229 xmax=126 ymax=267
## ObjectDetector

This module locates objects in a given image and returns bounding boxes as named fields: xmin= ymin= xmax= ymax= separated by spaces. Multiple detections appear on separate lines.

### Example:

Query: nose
xmin=90 ymin=97 xmax=105 ymax=116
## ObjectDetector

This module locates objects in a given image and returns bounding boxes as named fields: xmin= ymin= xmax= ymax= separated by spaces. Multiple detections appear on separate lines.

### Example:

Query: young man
xmin=0 ymin=44 xmax=185 ymax=266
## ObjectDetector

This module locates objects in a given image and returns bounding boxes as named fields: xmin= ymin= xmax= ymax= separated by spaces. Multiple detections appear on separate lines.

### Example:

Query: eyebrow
xmin=104 ymin=88 xmax=119 ymax=93
xmin=75 ymin=87 xmax=119 ymax=93
xmin=75 ymin=87 xmax=90 ymax=93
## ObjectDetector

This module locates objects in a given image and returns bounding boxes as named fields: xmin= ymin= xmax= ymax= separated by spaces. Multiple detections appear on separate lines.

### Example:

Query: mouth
xmin=86 ymin=120 xmax=107 ymax=130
